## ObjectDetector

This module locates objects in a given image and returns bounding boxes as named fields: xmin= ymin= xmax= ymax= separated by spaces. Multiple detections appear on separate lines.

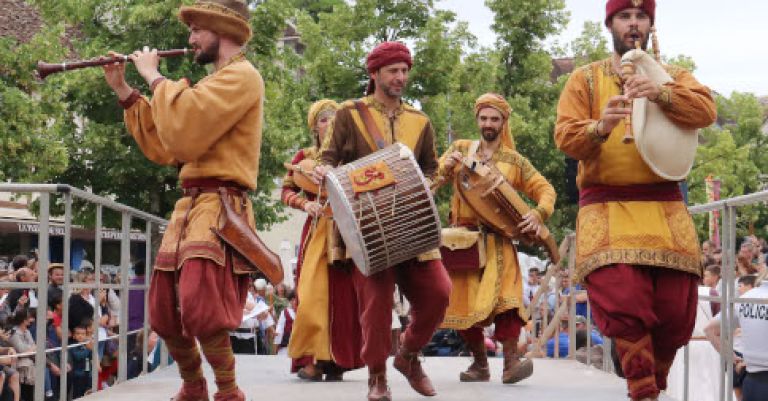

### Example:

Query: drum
xmin=325 ymin=143 xmax=442 ymax=276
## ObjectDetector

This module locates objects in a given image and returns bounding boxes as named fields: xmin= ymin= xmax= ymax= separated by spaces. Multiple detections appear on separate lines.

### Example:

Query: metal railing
xmin=684 ymin=189 xmax=768 ymax=401
xmin=0 ymin=184 xmax=168 ymax=401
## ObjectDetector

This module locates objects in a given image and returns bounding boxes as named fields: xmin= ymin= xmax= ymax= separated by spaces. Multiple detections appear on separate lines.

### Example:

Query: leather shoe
xmin=393 ymin=348 xmax=436 ymax=396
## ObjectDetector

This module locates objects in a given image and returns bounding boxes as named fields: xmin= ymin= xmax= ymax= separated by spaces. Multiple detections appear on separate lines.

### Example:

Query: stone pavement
xmin=83 ymin=355 xmax=677 ymax=401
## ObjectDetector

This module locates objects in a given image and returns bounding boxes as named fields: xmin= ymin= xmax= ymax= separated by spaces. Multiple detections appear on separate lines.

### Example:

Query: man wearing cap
xmin=313 ymin=41 xmax=452 ymax=401
xmin=554 ymin=1 xmax=716 ymax=400
xmin=102 ymin=1 xmax=263 ymax=400
xmin=437 ymin=93 xmax=556 ymax=384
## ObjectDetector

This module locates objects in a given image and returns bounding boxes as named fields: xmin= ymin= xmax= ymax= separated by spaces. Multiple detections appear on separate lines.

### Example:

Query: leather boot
xmin=393 ymin=347 xmax=436 ymax=396
xmin=501 ymin=340 xmax=533 ymax=384
xmin=367 ymin=367 xmax=391 ymax=401
xmin=171 ymin=378 xmax=209 ymax=401
xmin=459 ymin=339 xmax=490 ymax=382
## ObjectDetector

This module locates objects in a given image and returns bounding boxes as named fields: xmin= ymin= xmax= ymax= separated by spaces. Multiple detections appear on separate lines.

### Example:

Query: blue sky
xmin=438 ymin=0 xmax=768 ymax=96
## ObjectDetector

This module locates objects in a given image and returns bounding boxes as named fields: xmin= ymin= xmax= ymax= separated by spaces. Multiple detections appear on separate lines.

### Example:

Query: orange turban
xmin=474 ymin=93 xmax=515 ymax=151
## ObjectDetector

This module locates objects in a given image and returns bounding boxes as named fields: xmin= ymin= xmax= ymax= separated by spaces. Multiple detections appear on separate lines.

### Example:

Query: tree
xmin=568 ymin=21 xmax=610 ymax=67
xmin=0 ymin=25 xmax=70 ymax=183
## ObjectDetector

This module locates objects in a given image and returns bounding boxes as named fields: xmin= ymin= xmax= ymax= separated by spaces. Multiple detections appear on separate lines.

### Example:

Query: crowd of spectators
xmin=0 ymin=253 xmax=154 ymax=401
xmin=229 ymin=277 xmax=296 ymax=356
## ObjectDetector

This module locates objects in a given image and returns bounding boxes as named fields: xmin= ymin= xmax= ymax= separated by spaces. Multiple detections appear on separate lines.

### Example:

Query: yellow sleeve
xmin=554 ymin=67 xmax=602 ymax=161
xmin=512 ymin=157 xmax=556 ymax=221
xmin=658 ymin=67 xmax=717 ymax=129
xmin=435 ymin=142 xmax=457 ymax=185
xmin=149 ymin=63 xmax=264 ymax=162
xmin=123 ymin=96 xmax=177 ymax=166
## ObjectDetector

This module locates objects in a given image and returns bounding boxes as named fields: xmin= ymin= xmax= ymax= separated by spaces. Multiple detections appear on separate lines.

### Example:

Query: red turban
xmin=605 ymin=0 xmax=655 ymax=26
xmin=366 ymin=42 xmax=413 ymax=73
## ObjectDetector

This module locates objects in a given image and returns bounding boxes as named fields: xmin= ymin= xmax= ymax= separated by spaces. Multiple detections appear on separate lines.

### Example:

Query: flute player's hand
xmin=102 ymin=51 xmax=133 ymax=101
xmin=130 ymin=47 xmax=163 ymax=88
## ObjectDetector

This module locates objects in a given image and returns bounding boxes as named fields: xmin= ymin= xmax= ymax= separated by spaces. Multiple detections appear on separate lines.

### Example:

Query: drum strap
xmin=354 ymin=100 xmax=387 ymax=150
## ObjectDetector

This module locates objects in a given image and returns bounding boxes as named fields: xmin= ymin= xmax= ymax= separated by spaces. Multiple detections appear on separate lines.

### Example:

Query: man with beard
xmin=102 ymin=1 xmax=264 ymax=400
xmin=436 ymin=93 xmax=556 ymax=384
xmin=554 ymin=1 xmax=716 ymax=400
xmin=312 ymin=41 xmax=452 ymax=401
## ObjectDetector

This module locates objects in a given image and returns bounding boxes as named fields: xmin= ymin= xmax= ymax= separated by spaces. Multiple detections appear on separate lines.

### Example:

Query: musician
xmin=437 ymin=93 xmax=556 ymax=384
xmin=313 ymin=41 xmax=452 ymax=401
xmin=554 ymin=1 xmax=716 ymax=400
xmin=101 ymin=1 xmax=263 ymax=400
xmin=283 ymin=100 xmax=363 ymax=381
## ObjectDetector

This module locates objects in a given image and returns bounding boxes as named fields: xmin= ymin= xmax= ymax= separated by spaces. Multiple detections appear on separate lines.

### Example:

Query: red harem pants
xmin=458 ymin=309 xmax=524 ymax=344
xmin=585 ymin=264 xmax=698 ymax=400
xmin=353 ymin=259 xmax=452 ymax=369
xmin=149 ymin=257 xmax=249 ymax=340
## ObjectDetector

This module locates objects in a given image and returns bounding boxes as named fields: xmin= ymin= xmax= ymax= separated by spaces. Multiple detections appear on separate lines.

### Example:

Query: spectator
xmin=548 ymin=269 xmax=588 ymax=319
xmin=737 ymin=239 xmax=761 ymax=277
xmin=546 ymin=316 xmax=603 ymax=358
xmin=735 ymin=272 xmax=768 ymax=401
xmin=127 ymin=261 xmax=146 ymax=332
xmin=8 ymin=309 xmax=36 ymax=401
xmin=6 ymin=268 xmax=37 ymax=316
xmin=47 ymin=264 xmax=65 ymax=311
xmin=68 ymin=272 xmax=96 ymax=330
xmin=69 ymin=325 xmax=96 ymax=399
xmin=705 ymin=274 xmax=758 ymax=401
xmin=9 ymin=256 xmax=27 ymax=275
xmin=704 ymin=265 xmax=722 ymax=316
xmin=273 ymin=291 xmax=296 ymax=355
xmin=46 ymin=292 xmax=65 ymax=401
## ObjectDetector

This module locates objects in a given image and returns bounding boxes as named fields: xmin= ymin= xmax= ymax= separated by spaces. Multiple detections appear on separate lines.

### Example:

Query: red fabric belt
xmin=579 ymin=182 xmax=682 ymax=207
xmin=181 ymin=178 xmax=247 ymax=197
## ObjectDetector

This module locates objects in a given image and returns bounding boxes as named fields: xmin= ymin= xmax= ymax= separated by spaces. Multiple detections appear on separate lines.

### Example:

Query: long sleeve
xmin=321 ymin=107 xmax=352 ymax=167
xmin=417 ymin=121 xmax=439 ymax=180
xmin=658 ymin=67 xmax=717 ymax=129
xmin=148 ymin=63 xmax=263 ymax=163
xmin=281 ymin=150 xmax=308 ymax=211
xmin=512 ymin=157 xmax=557 ymax=221
xmin=554 ymin=68 xmax=602 ymax=161
xmin=434 ymin=142 xmax=458 ymax=190
xmin=124 ymin=97 xmax=177 ymax=165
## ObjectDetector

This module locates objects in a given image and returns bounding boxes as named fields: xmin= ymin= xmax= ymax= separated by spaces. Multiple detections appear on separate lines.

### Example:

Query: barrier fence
xmin=0 ymin=184 xmax=167 ymax=401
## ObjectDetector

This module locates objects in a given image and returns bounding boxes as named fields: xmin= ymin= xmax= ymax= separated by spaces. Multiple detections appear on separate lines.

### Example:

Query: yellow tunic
xmin=555 ymin=57 xmax=717 ymax=282
xmin=124 ymin=56 xmax=265 ymax=272
xmin=438 ymin=140 xmax=556 ymax=329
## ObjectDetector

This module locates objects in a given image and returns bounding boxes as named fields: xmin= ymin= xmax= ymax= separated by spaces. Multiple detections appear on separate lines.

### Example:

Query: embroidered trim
xmin=574 ymin=248 xmax=701 ymax=283
xmin=118 ymin=89 xmax=141 ymax=109
xmin=441 ymin=232 xmax=523 ymax=329
xmin=654 ymin=84 xmax=672 ymax=108
xmin=192 ymin=2 xmax=248 ymax=22
xmin=586 ymin=120 xmax=608 ymax=143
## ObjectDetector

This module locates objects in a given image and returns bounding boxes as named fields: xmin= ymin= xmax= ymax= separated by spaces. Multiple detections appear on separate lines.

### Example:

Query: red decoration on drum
xmin=348 ymin=161 xmax=396 ymax=193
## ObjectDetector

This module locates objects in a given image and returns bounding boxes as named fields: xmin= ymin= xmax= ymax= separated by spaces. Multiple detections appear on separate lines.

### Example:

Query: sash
xmin=579 ymin=182 xmax=683 ymax=207
xmin=353 ymin=100 xmax=387 ymax=151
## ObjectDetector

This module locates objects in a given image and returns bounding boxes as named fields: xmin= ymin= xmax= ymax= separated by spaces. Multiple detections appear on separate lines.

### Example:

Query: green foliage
xmin=568 ymin=21 xmax=610 ymax=67
xmin=0 ymin=25 xmax=70 ymax=182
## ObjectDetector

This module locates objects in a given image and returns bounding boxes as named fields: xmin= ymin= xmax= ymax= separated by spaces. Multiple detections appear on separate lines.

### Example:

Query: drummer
xmin=554 ymin=1 xmax=716 ymax=400
xmin=311 ymin=41 xmax=451 ymax=401
xmin=436 ymin=93 xmax=556 ymax=385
